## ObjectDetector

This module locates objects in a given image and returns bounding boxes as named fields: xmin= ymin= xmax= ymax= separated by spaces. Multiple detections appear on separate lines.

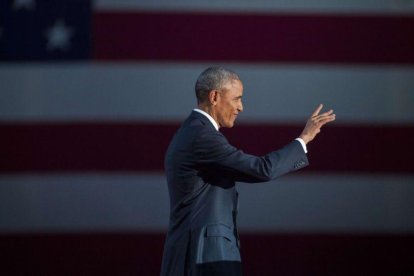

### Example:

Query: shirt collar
xmin=193 ymin=108 xmax=219 ymax=131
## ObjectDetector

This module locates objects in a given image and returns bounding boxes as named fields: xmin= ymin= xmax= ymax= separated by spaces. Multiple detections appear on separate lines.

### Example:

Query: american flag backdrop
xmin=1 ymin=0 xmax=414 ymax=275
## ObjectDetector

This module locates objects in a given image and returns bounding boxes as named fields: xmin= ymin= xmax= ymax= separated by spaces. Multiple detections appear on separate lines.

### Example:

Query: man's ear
xmin=208 ymin=90 xmax=219 ymax=106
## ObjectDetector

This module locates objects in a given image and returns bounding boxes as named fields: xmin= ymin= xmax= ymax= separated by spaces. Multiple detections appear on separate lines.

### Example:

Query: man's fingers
xmin=311 ymin=104 xmax=323 ymax=117
xmin=315 ymin=113 xmax=335 ymax=121
xmin=302 ymin=105 xmax=335 ymax=143
xmin=318 ymin=115 xmax=336 ymax=126
xmin=313 ymin=110 xmax=335 ymax=122
xmin=309 ymin=114 xmax=335 ymax=128
xmin=320 ymin=109 xmax=334 ymax=116
xmin=313 ymin=109 xmax=333 ymax=119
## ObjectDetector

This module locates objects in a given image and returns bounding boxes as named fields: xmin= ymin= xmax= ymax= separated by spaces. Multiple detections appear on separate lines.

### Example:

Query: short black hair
xmin=195 ymin=67 xmax=240 ymax=104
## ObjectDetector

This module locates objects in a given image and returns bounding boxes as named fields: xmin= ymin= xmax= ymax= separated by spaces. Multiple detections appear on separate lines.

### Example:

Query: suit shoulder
xmin=188 ymin=117 xmax=205 ymax=127
xmin=172 ymin=116 xmax=210 ymax=144
xmin=180 ymin=114 xmax=225 ymax=144
xmin=183 ymin=116 xmax=216 ymax=135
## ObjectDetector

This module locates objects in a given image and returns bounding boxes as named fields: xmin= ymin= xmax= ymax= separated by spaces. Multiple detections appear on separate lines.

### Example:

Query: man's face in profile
xmin=215 ymin=79 xmax=244 ymax=128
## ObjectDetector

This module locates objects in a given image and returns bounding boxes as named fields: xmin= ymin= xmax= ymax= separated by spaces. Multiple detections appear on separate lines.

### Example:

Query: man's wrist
xmin=299 ymin=134 xmax=310 ymax=144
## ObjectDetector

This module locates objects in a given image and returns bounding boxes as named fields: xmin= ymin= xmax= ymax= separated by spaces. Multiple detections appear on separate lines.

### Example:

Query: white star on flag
xmin=12 ymin=0 xmax=36 ymax=11
xmin=45 ymin=19 xmax=74 ymax=52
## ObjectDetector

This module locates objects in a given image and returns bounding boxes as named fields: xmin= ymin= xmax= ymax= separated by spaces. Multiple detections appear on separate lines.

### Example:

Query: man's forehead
xmin=222 ymin=79 xmax=243 ymax=91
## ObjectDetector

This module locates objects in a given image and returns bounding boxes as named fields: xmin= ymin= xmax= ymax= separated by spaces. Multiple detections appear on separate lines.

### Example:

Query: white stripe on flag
xmin=96 ymin=0 xmax=414 ymax=14
xmin=1 ymin=63 xmax=413 ymax=124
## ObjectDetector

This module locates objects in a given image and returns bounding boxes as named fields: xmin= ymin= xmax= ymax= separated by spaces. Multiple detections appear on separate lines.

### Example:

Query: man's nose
xmin=238 ymin=102 xmax=243 ymax=112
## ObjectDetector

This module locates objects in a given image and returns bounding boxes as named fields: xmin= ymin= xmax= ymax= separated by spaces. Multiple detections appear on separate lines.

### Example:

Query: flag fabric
xmin=1 ymin=0 xmax=414 ymax=275
xmin=0 ymin=0 xmax=91 ymax=60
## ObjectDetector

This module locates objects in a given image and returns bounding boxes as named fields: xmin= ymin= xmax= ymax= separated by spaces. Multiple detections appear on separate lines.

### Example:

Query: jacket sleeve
xmin=193 ymin=127 xmax=309 ymax=183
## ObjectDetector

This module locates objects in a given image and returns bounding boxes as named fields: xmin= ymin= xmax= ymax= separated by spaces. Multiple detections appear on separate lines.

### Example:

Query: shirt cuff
xmin=295 ymin=138 xmax=308 ymax=154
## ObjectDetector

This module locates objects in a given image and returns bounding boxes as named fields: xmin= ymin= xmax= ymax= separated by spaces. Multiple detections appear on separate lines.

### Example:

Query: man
xmin=161 ymin=67 xmax=336 ymax=275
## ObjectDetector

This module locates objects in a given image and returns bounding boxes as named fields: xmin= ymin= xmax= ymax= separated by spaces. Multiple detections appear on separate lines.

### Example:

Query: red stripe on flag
xmin=1 ymin=122 xmax=413 ymax=173
xmin=1 ymin=232 xmax=413 ymax=275
xmin=93 ymin=11 xmax=414 ymax=64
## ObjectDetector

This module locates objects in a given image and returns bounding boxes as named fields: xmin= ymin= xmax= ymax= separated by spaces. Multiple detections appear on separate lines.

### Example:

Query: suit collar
xmin=189 ymin=110 xmax=219 ymax=131
xmin=193 ymin=108 xmax=219 ymax=131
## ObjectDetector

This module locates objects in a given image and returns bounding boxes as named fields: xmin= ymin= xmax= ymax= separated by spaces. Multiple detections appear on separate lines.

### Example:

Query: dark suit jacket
xmin=161 ymin=111 xmax=308 ymax=275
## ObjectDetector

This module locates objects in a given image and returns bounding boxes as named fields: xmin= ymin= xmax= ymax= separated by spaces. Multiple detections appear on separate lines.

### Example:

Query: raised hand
xmin=299 ymin=104 xmax=336 ymax=144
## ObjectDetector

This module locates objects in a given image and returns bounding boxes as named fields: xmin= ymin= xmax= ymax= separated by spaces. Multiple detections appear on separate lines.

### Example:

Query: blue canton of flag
xmin=0 ymin=0 xmax=91 ymax=61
